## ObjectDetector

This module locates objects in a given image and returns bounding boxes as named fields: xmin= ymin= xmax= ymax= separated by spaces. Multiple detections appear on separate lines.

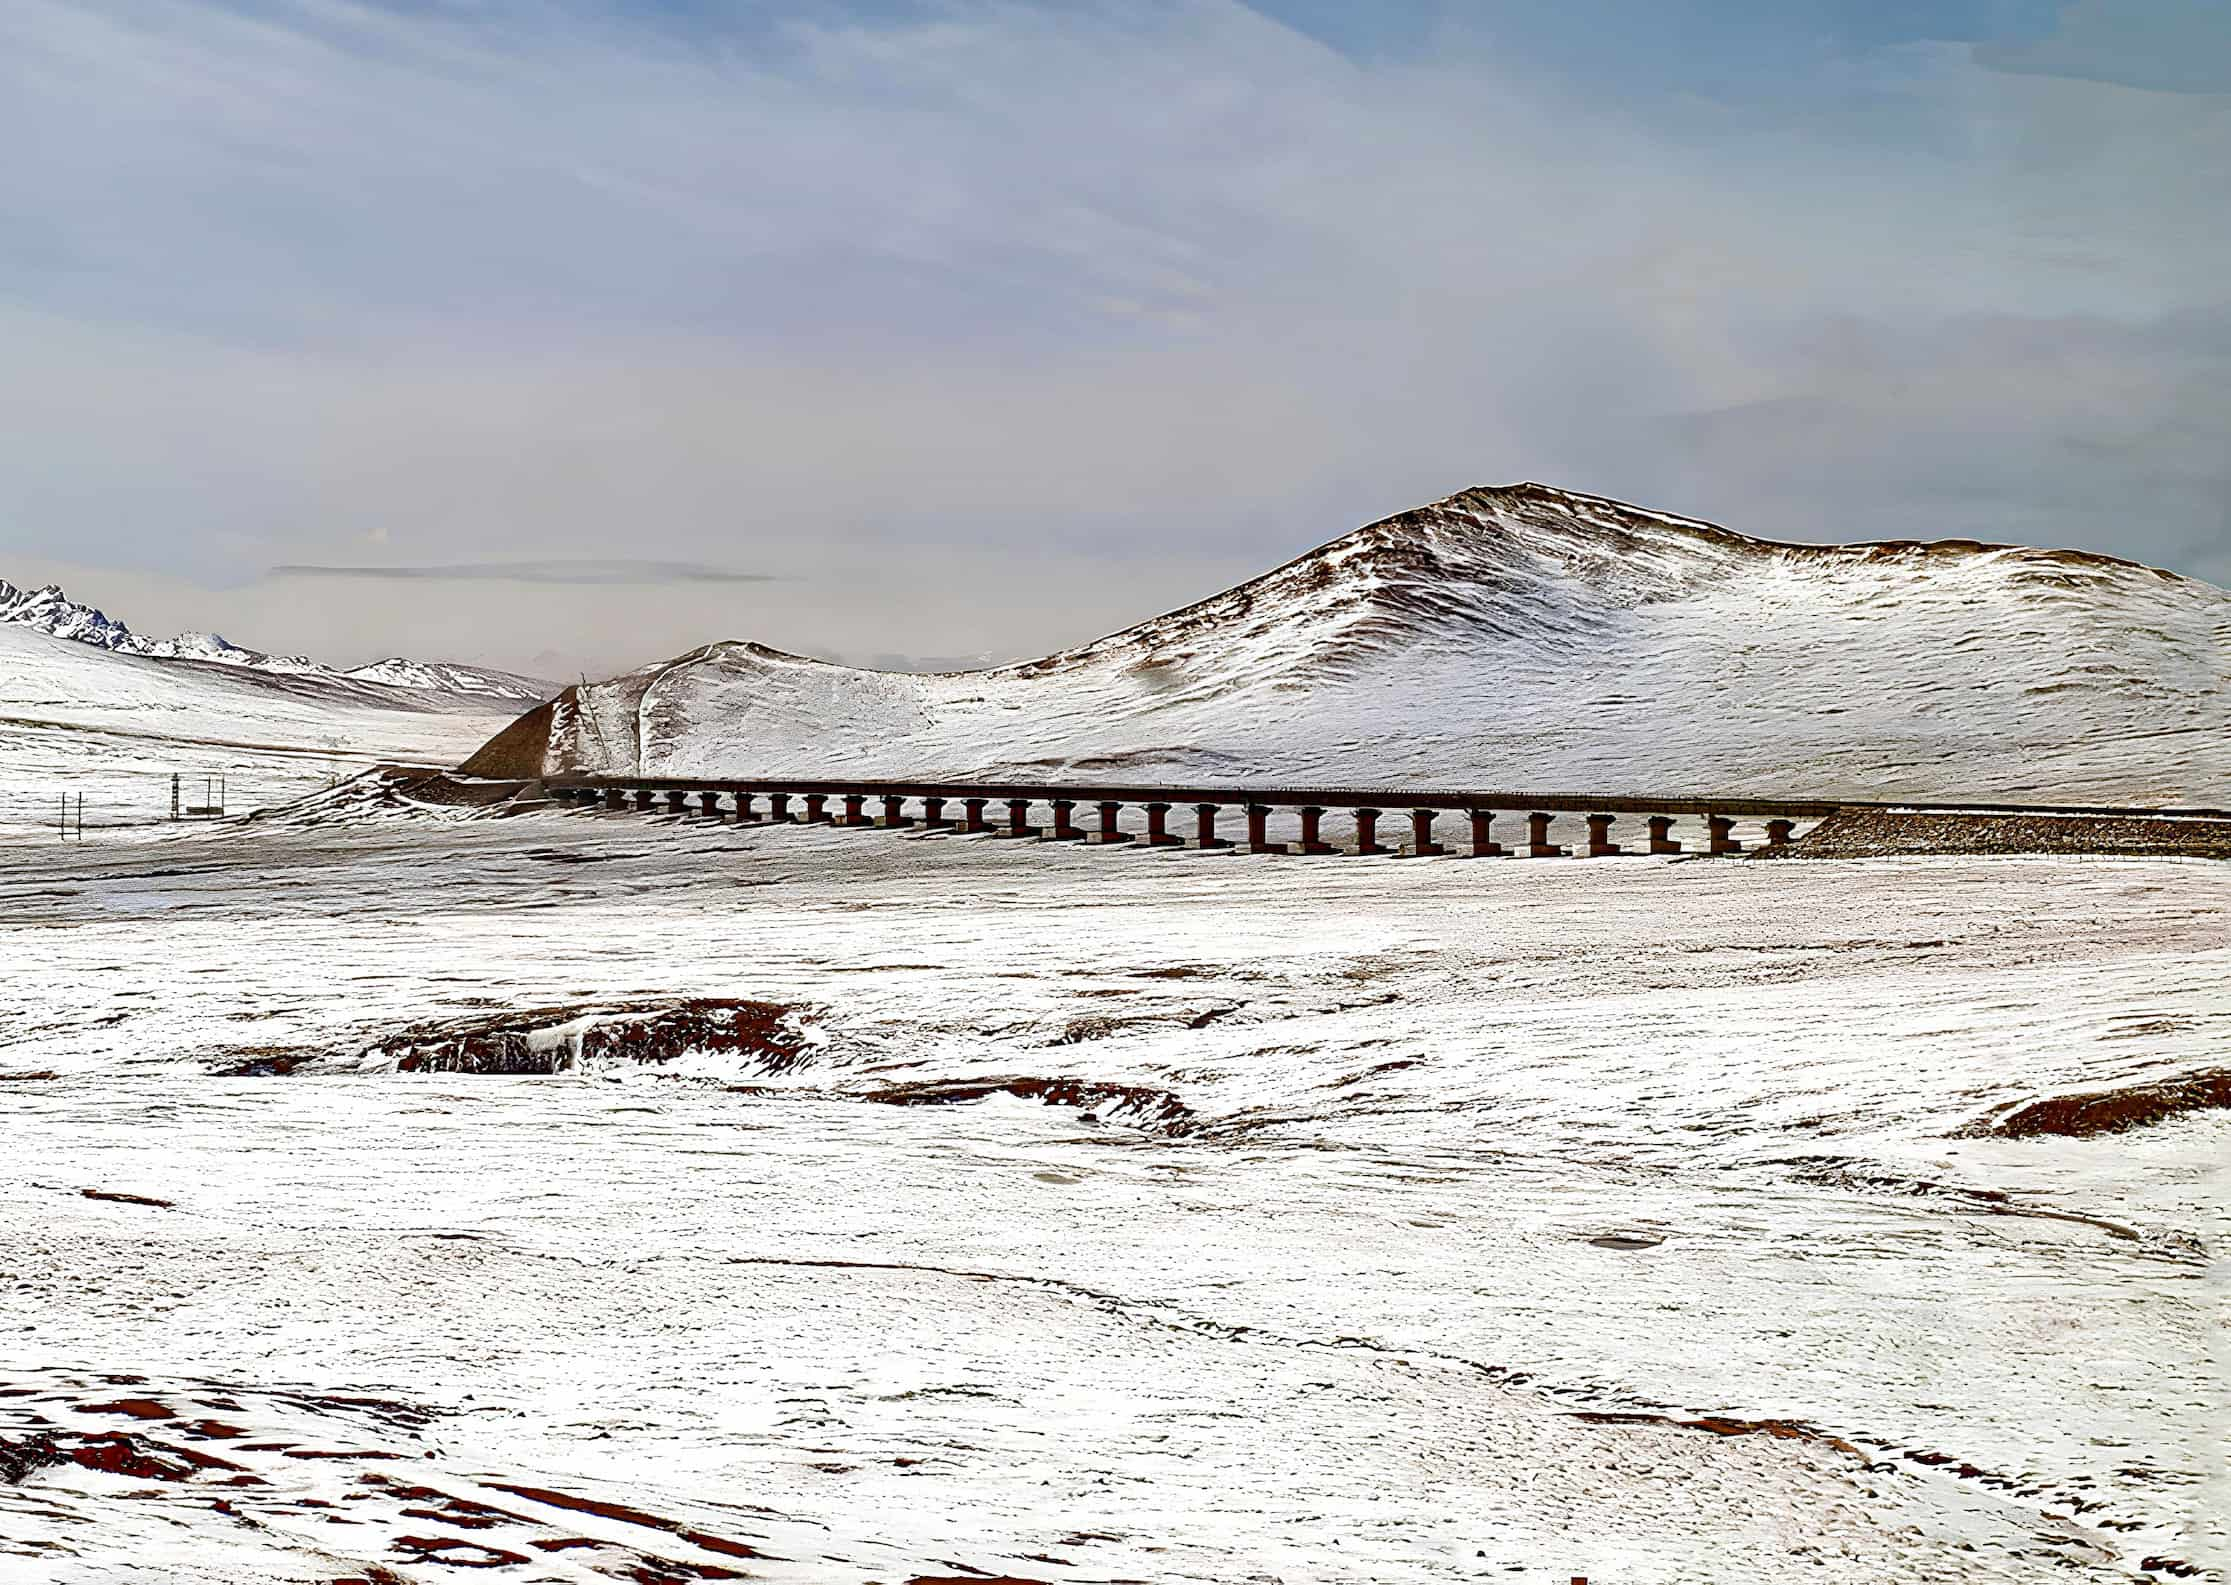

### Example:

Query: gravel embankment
xmin=1784 ymin=807 xmax=2231 ymax=860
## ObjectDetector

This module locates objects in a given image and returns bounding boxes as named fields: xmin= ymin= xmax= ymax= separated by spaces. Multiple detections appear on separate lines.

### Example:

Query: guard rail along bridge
xmin=541 ymin=776 xmax=2227 ymax=859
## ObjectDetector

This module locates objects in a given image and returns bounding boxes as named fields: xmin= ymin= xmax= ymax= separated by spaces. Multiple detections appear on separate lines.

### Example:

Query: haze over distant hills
xmin=0 ymin=577 xmax=555 ymax=703
xmin=466 ymin=484 xmax=2231 ymax=806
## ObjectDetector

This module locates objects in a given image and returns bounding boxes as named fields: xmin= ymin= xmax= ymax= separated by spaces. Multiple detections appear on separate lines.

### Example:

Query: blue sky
xmin=0 ymin=0 xmax=2224 ymax=673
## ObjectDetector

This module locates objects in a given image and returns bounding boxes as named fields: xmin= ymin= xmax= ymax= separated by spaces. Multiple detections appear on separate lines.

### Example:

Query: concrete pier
xmin=995 ymin=798 xmax=1039 ymax=839
xmin=958 ymin=797 xmax=992 ymax=834
xmin=1143 ymin=802 xmax=1181 ymax=847
xmin=1525 ymin=811 xmax=1566 ymax=858
xmin=1047 ymin=799 xmax=1085 ymax=840
xmin=1090 ymin=800 xmax=1133 ymax=845
xmin=1245 ymin=804 xmax=1287 ymax=854
xmin=732 ymin=790 xmax=761 ymax=823
xmin=1352 ymin=807 xmax=1391 ymax=856
xmin=1646 ymin=815 xmax=1679 ymax=854
xmin=1405 ymin=808 xmax=1447 ymax=857
xmin=1766 ymin=819 xmax=1795 ymax=849
xmin=633 ymin=788 xmax=656 ymax=811
xmin=1193 ymin=803 xmax=1232 ymax=849
xmin=920 ymin=796 xmax=949 ymax=828
xmin=837 ymin=793 xmax=872 ymax=828
xmin=1707 ymin=815 xmax=1743 ymax=855
xmin=604 ymin=788 xmax=627 ymax=810
xmin=1584 ymin=813 xmax=1621 ymax=857
xmin=1465 ymin=809 xmax=1503 ymax=858
xmin=697 ymin=790 xmax=721 ymax=816
xmin=766 ymin=792 xmax=791 ymax=822
xmin=800 ymin=793 xmax=831 ymax=824
xmin=879 ymin=794 xmax=913 ymax=828
xmin=1296 ymin=806 xmax=1340 ymax=855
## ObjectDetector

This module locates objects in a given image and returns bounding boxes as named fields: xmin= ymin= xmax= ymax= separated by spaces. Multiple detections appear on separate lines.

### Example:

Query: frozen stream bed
xmin=0 ymin=807 xmax=2223 ymax=1583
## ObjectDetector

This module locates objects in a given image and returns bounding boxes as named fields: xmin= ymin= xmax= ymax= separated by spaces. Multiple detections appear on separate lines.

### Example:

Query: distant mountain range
xmin=463 ymin=482 xmax=2230 ymax=805
xmin=0 ymin=577 xmax=555 ymax=703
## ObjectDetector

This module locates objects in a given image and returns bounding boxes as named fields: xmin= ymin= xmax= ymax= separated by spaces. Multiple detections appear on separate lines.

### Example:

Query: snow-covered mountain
xmin=0 ymin=577 xmax=328 ymax=674
xmin=466 ymin=483 xmax=2230 ymax=805
xmin=0 ymin=577 xmax=556 ymax=702
xmin=341 ymin=656 xmax=555 ymax=703
xmin=0 ymin=620 xmax=528 ymax=833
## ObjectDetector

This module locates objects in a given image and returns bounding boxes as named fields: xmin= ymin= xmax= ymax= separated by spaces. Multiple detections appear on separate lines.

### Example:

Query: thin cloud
xmin=269 ymin=561 xmax=775 ymax=586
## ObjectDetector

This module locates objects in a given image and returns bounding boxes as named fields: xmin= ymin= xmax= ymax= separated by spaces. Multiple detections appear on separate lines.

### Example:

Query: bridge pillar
xmin=1766 ymin=818 xmax=1795 ymax=849
xmin=800 ymin=793 xmax=831 ymax=824
xmin=697 ymin=790 xmax=720 ymax=817
xmin=1584 ymin=813 xmax=1621 ymax=857
xmin=1296 ymin=806 xmax=1339 ymax=855
xmin=1352 ymin=807 xmax=1391 ymax=856
xmin=1646 ymin=815 xmax=1680 ymax=854
xmin=878 ymin=794 xmax=913 ymax=828
xmin=995 ymin=798 xmax=1039 ymax=839
xmin=665 ymin=789 xmax=688 ymax=813
xmin=1192 ymin=803 xmax=1232 ymax=849
xmin=764 ymin=792 xmax=790 ymax=823
xmin=957 ymin=797 xmax=991 ymax=833
xmin=920 ymin=796 xmax=949 ymax=828
xmin=1143 ymin=802 xmax=1181 ymax=847
xmin=837 ymin=793 xmax=872 ymax=827
xmin=1404 ymin=809 xmax=1446 ymax=857
xmin=730 ymin=790 xmax=760 ymax=823
xmin=1464 ymin=809 xmax=1503 ymax=858
xmin=1707 ymin=815 xmax=1742 ymax=855
xmin=1047 ymin=799 xmax=1085 ymax=840
xmin=630 ymin=788 xmax=654 ymax=811
xmin=1245 ymin=804 xmax=1287 ymax=854
xmin=1089 ymin=801 xmax=1133 ymax=845
xmin=1524 ymin=812 xmax=1566 ymax=857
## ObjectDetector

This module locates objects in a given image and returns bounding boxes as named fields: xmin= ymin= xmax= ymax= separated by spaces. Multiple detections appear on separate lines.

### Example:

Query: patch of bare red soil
xmin=481 ymin=1481 xmax=771 ymax=1562
xmin=1570 ymin=1410 xmax=1862 ymax=1458
xmin=391 ymin=1533 xmax=532 ymax=1567
xmin=864 ymin=1074 xmax=1196 ymax=1134
xmin=68 ymin=1431 xmax=197 ymax=1481
xmin=0 ymin=1431 xmax=64 ymax=1483
xmin=74 ymin=1397 xmax=174 ymax=1420
xmin=373 ymin=999 xmax=810 ymax=1076
xmin=1963 ymin=1069 xmax=2231 ymax=1139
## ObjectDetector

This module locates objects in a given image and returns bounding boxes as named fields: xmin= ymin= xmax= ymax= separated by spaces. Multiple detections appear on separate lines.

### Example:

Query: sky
xmin=1 ymin=0 xmax=2226 ymax=678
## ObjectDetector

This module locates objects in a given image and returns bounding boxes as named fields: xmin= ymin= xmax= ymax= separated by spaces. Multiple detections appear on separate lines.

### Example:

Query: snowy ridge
xmin=0 ymin=577 xmax=555 ymax=702
xmin=487 ymin=483 xmax=2231 ymax=805
xmin=341 ymin=656 xmax=555 ymax=702
xmin=0 ymin=578 xmax=325 ymax=674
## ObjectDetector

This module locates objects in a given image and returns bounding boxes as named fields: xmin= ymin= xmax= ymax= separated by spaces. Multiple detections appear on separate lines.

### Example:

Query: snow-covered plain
xmin=0 ymin=623 xmax=523 ymax=836
xmin=499 ymin=485 xmax=2231 ymax=806
xmin=3 ymin=803 xmax=2224 ymax=1584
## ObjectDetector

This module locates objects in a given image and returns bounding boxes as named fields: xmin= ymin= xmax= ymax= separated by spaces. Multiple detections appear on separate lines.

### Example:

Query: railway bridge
xmin=547 ymin=776 xmax=1894 ymax=857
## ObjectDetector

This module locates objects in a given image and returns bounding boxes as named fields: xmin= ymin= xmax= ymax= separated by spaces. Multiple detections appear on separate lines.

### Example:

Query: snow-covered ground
xmin=0 ymin=623 xmax=523 ymax=836
xmin=497 ymin=485 xmax=2231 ymax=806
xmin=3 ymin=804 xmax=2222 ymax=1583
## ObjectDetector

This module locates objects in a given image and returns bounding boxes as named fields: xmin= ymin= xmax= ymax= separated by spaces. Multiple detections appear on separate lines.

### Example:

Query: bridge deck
xmin=541 ymin=775 xmax=2223 ymax=822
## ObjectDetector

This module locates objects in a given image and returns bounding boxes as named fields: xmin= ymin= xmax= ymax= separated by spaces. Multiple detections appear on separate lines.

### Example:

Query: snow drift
xmin=467 ymin=485 xmax=2228 ymax=804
